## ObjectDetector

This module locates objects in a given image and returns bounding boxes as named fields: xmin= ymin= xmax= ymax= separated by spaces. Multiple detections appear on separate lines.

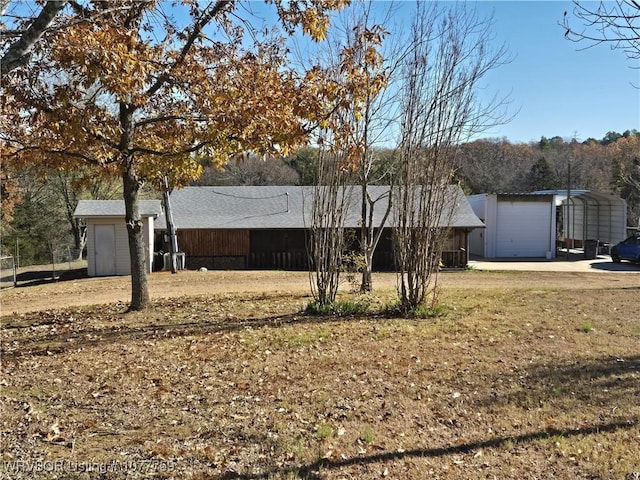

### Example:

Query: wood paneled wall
xmin=178 ymin=229 xmax=250 ymax=257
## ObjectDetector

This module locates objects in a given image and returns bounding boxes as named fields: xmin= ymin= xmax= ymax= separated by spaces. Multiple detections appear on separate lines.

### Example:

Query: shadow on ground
xmin=14 ymin=267 xmax=87 ymax=287
xmin=217 ymin=419 xmax=638 ymax=480
xmin=589 ymin=261 xmax=640 ymax=272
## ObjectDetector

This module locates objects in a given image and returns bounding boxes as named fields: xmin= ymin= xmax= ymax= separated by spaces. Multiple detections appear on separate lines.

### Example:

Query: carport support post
xmin=163 ymin=177 xmax=179 ymax=274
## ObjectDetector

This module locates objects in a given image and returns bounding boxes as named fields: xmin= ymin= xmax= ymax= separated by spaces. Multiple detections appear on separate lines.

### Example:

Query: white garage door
xmin=496 ymin=201 xmax=551 ymax=257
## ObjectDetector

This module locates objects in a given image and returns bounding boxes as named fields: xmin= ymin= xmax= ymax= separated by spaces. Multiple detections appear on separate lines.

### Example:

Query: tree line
xmin=193 ymin=129 xmax=640 ymax=222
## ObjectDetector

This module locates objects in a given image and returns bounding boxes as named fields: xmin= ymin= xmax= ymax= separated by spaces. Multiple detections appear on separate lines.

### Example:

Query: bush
xmin=305 ymin=297 xmax=371 ymax=317
xmin=383 ymin=300 xmax=448 ymax=319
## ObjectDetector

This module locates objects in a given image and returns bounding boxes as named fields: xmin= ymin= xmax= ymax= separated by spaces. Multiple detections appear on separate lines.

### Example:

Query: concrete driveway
xmin=469 ymin=254 xmax=640 ymax=273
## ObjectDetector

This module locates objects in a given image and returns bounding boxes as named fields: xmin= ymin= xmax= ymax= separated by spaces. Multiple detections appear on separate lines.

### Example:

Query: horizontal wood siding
xmin=178 ymin=229 xmax=250 ymax=257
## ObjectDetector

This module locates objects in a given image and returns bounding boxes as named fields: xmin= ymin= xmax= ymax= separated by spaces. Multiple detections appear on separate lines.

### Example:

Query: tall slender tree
xmin=393 ymin=3 xmax=509 ymax=313
xmin=307 ymin=148 xmax=353 ymax=306
xmin=311 ymin=1 xmax=397 ymax=292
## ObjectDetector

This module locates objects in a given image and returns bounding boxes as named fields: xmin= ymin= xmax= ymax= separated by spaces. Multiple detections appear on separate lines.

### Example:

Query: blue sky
xmin=288 ymin=1 xmax=639 ymax=144
xmin=470 ymin=1 xmax=639 ymax=143
xmin=110 ymin=0 xmax=640 ymax=144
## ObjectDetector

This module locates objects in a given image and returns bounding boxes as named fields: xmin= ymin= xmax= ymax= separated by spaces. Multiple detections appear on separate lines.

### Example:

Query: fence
xmin=0 ymin=255 xmax=17 ymax=289
xmin=51 ymin=247 xmax=83 ymax=279
xmin=3 ymin=248 xmax=85 ymax=287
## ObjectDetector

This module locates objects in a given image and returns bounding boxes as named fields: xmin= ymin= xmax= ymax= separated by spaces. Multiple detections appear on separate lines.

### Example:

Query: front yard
xmin=1 ymin=271 xmax=639 ymax=479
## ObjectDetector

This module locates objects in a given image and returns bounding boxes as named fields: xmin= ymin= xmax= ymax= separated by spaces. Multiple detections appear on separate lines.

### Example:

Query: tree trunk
xmin=360 ymin=182 xmax=372 ymax=292
xmin=72 ymin=218 xmax=86 ymax=260
xmin=122 ymin=160 xmax=150 ymax=311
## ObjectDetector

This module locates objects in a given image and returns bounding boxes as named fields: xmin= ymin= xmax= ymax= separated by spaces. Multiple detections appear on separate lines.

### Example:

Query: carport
xmin=561 ymin=191 xmax=627 ymax=251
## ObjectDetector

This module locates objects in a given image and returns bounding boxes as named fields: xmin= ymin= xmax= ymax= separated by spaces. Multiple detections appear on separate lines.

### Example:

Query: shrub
xmin=305 ymin=297 xmax=371 ymax=317
xmin=383 ymin=300 xmax=448 ymax=319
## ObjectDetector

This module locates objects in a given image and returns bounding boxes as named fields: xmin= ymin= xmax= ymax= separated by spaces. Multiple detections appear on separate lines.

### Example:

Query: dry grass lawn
xmin=1 ymin=270 xmax=639 ymax=479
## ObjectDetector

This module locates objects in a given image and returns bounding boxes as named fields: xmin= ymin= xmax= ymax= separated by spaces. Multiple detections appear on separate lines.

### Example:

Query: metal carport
xmin=562 ymin=191 xmax=627 ymax=246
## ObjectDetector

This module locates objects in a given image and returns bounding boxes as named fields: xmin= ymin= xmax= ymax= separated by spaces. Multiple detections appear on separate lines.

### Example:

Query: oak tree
xmin=2 ymin=0 xmax=347 ymax=310
xmin=1 ymin=0 xmax=67 ymax=78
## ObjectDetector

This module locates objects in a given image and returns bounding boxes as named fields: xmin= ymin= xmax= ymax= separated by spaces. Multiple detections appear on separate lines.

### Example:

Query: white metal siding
xmin=564 ymin=199 xmax=627 ymax=244
xmin=87 ymin=220 xmax=96 ymax=277
xmin=114 ymin=221 xmax=130 ymax=275
xmin=86 ymin=217 xmax=154 ymax=276
xmin=495 ymin=201 xmax=552 ymax=257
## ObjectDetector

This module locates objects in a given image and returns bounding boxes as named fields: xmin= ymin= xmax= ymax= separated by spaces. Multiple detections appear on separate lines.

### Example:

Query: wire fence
xmin=51 ymin=247 xmax=83 ymax=279
xmin=2 ymin=248 xmax=85 ymax=287
xmin=0 ymin=255 xmax=17 ymax=289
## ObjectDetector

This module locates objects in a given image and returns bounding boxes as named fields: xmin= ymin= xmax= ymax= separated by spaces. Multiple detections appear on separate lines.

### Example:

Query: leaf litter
xmin=1 ymin=272 xmax=639 ymax=479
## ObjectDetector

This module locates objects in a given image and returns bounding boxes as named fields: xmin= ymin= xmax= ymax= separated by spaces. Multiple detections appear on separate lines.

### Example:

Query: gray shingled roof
xmin=155 ymin=185 xmax=484 ymax=230
xmin=74 ymin=200 xmax=163 ymax=218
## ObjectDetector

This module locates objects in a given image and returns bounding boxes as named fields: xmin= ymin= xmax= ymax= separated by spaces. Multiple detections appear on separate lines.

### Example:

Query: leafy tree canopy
xmin=1 ymin=0 xmax=349 ymax=310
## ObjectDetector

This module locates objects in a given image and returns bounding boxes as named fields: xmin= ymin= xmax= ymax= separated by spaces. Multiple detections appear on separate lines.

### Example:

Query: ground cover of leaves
xmin=1 ymin=272 xmax=639 ymax=479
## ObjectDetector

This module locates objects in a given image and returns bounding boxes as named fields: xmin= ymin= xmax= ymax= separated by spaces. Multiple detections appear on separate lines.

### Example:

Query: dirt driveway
xmin=1 ymin=267 xmax=638 ymax=317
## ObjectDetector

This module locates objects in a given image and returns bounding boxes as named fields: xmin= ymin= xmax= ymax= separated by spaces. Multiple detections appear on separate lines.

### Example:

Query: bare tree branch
xmin=562 ymin=1 xmax=640 ymax=62
xmin=144 ymin=0 xmax=234 ymax=99
xmin=1 ymin=1 xmax=67 ymax=78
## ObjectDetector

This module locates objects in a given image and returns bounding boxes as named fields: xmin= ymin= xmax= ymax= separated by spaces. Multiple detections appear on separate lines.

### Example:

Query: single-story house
xmin=468 ymin=191 xmax=627 ymax=259
xmin=74 ymin=200 xmax=162 ymax=276
xmin=155 ymin=185 xmax=485 ymax=270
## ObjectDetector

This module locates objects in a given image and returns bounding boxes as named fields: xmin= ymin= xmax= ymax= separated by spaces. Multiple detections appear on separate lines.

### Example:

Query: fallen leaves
xmin=0 ymin=281 xmax=639 ymax=479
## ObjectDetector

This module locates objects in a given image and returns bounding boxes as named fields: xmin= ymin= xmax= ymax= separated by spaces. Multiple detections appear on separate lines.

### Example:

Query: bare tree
xmin=312 ymin=1 xmax=401 ymax=292
xmin=307 ymin=147 xmax=353 ymax=307
xmin=393 ymin=3 xmax=509 ymax=313
xmin=562 ymin=1 xmax=640 ymax=62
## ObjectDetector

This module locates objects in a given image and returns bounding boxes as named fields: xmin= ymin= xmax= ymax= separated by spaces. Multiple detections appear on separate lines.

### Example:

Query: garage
xmin=496 ymin=196 xmax=554 ymax=257
xmin=468 ymin=193 xmax=556 ymax=259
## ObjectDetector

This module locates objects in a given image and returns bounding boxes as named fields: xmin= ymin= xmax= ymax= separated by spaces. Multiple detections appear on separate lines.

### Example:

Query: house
xmin=74 ymin=200 xmax=162 ymax=276
xmin=468 ymin=191 xmax=627 ymax=259
xmin=155 ymin=185 xmax=485 ymax=270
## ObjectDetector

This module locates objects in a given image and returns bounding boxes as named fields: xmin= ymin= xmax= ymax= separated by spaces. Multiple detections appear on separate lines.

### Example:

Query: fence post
xmin=52 ymin=249 xmax=56 ymax=281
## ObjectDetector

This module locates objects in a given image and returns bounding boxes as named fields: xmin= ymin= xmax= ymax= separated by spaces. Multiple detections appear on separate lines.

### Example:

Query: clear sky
xmin=460 ymin=1 xmax=639 ymax=143
xmin=17 ymin=0 xmax=629 ymax=146
xmin=290 ymin=0 xmax=639 ymax=144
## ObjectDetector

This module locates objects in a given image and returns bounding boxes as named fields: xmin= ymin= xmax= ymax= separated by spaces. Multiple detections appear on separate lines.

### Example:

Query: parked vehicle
xmin=611 ymin=232 xmax=640 ymax=264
